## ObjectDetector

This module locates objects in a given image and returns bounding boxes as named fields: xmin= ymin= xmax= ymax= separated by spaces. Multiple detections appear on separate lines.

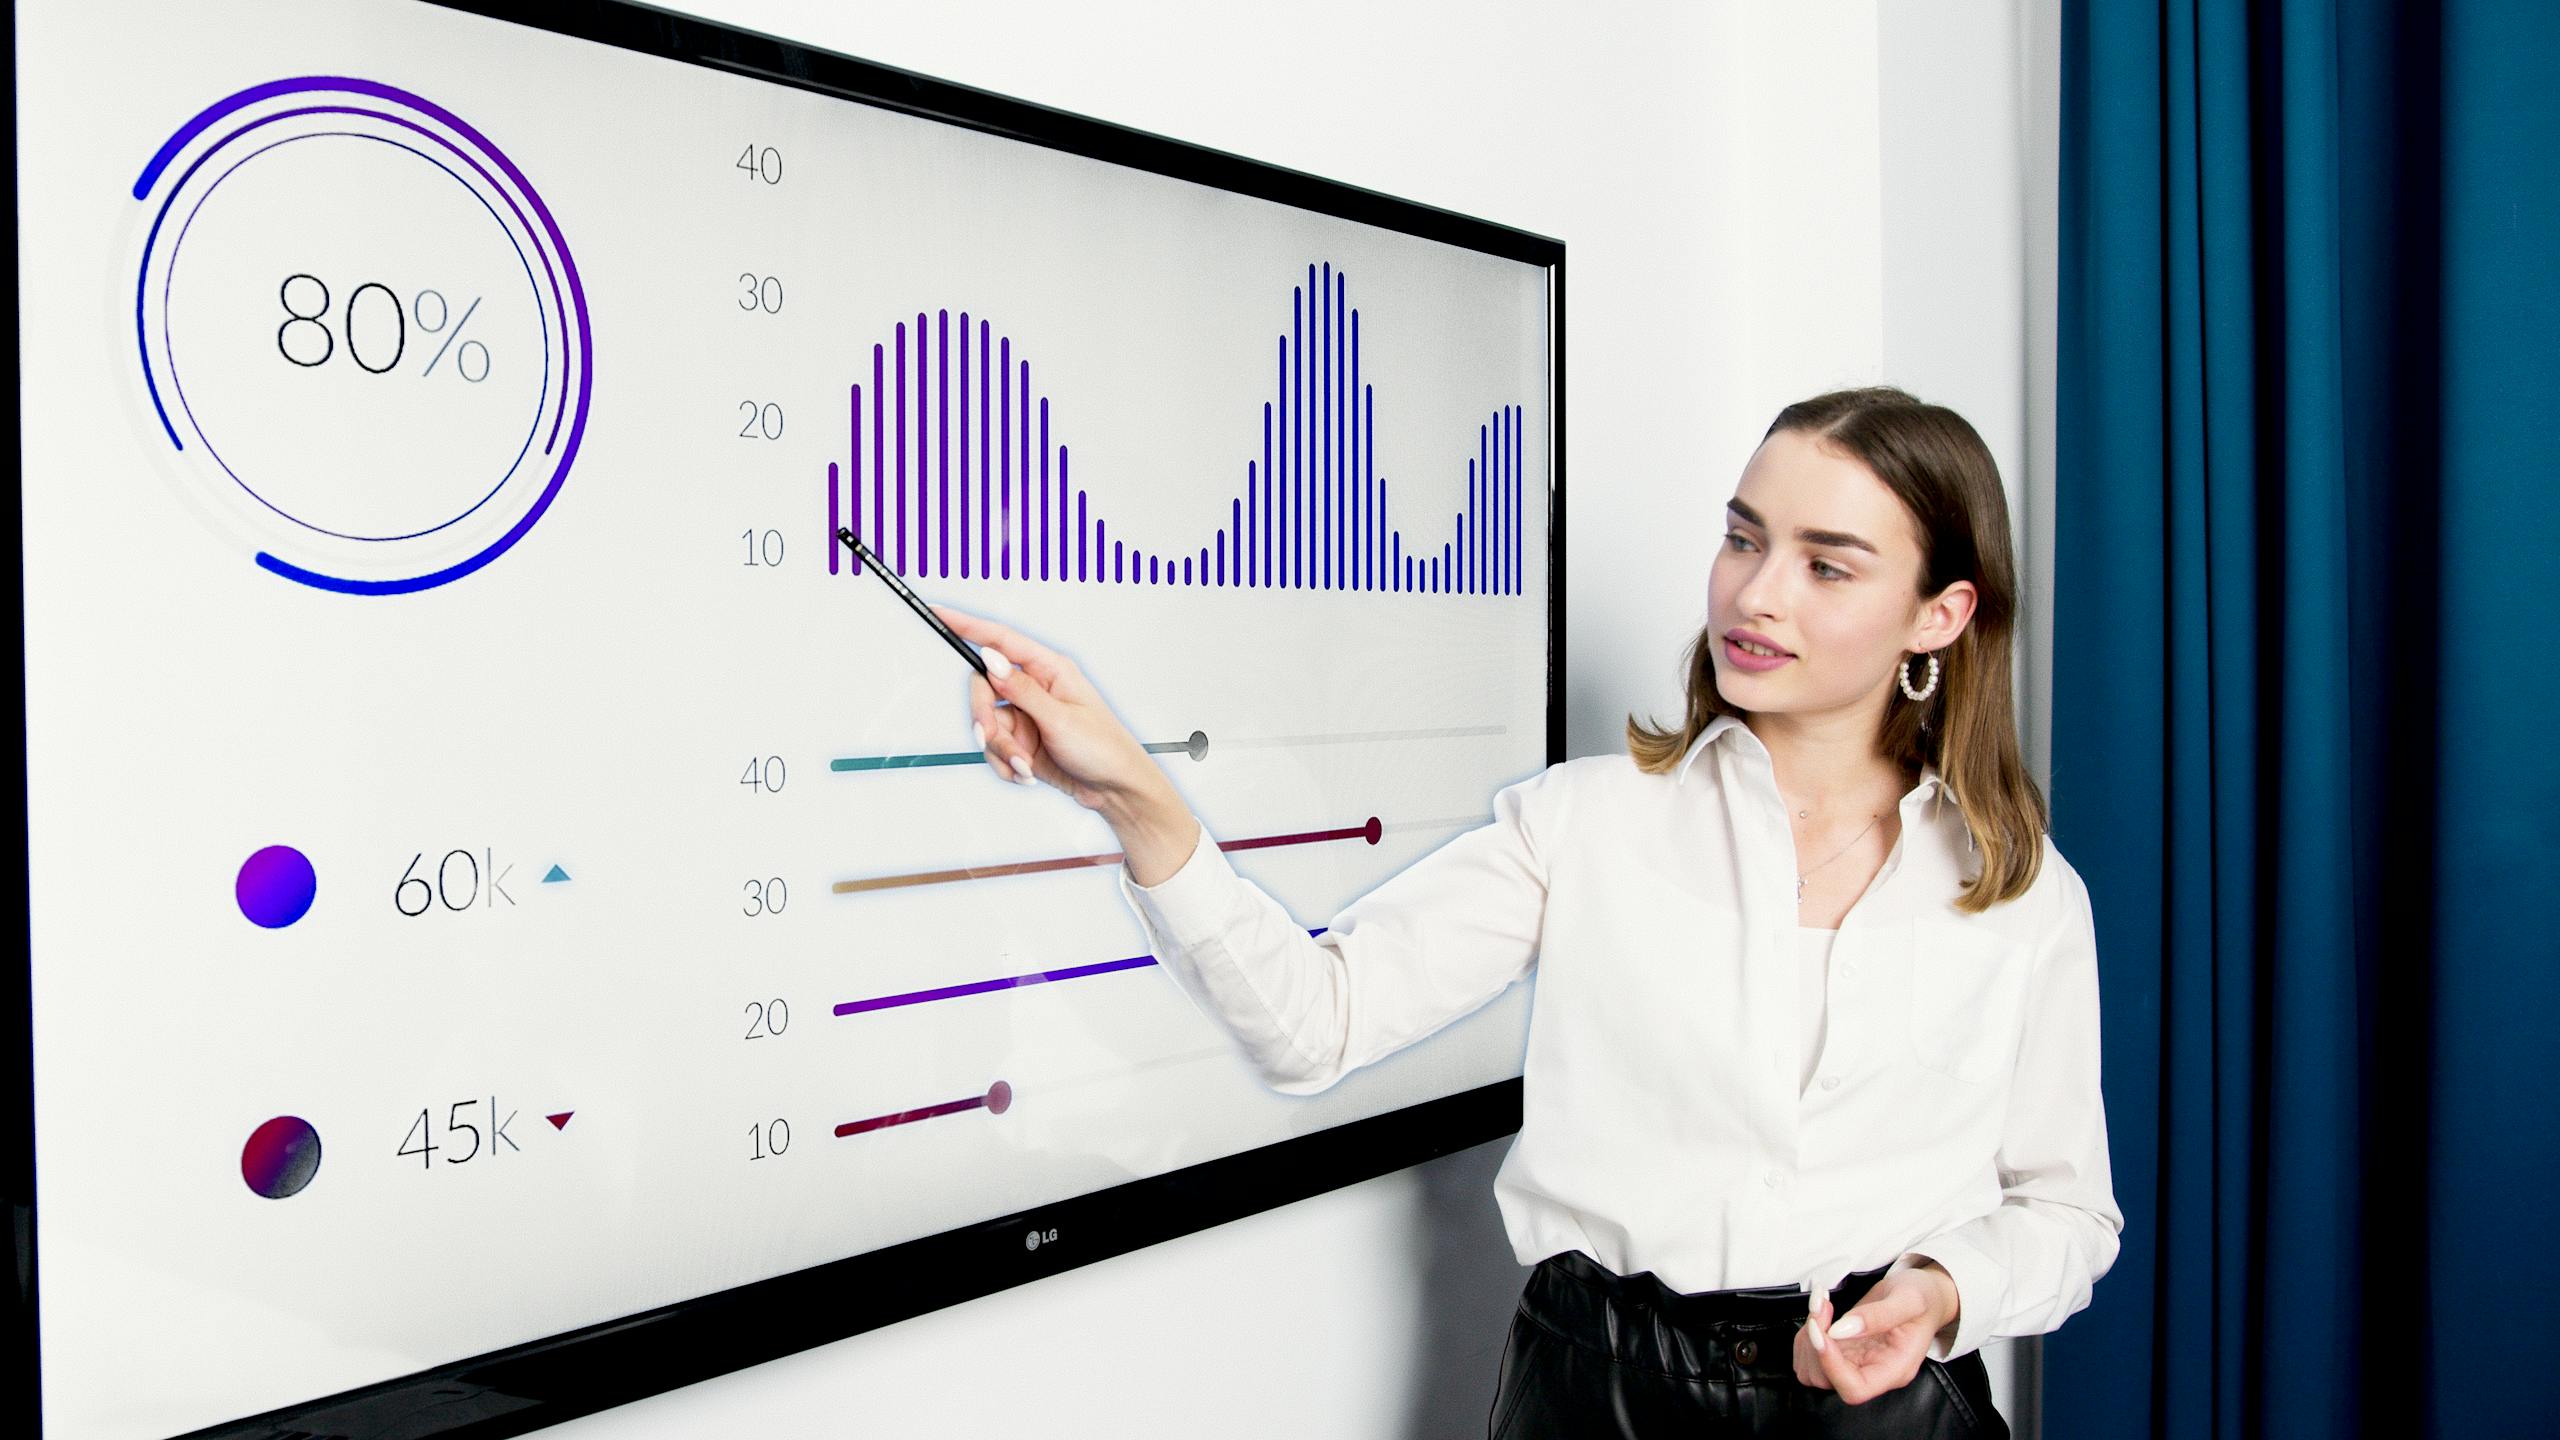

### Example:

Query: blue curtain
xmin=2050 ymin=2 xmax=2558 ymax=1437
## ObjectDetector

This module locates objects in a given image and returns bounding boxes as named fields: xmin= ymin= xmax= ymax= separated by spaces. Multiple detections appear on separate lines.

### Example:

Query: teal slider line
xmin=833 ymin=731 xmax=1209 ymax=773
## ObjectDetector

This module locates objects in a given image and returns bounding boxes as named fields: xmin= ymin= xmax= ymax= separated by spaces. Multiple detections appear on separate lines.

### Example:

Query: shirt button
xmin=1763 ymin=1169 xmax=1784 ymax=1188
xmin=1821 ymin=1076 xmax=1841 ymax=1090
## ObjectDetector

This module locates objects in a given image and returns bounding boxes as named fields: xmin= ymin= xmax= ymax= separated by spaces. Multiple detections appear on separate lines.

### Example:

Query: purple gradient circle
xmin=985 ymin=1080 xmax=1014 ymax=1116
xmin=241 ymin=1115 xmax=322 ymax=1198
xmin=236 ymin=844 xmax=317 ymax=928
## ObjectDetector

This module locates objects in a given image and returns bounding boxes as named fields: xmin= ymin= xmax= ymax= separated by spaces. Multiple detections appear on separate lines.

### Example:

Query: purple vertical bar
xmin=937 ymin=310 xmax=950 ymax=578
xmin=1230 ymin=499 xmax=1241 ymax=585
xmin=849 ymin=384 xmax=863 ymax=575
xmin=1057 ymin=450 xmax=1069 ymax=581
xmin=827 ymin=462 xmax=840 ymax=575
xmin=1443 ymin=540 xmax=1452 ymax=594
xmin=894 ymin=323 xmax=907 ymax=572
xmin=1217 ymin=529 xmax=1226 ymax=585
xmin=1515 ymin=404 xmax=1525 ymax=594
xmin=979 ymin=322 xmax=991 ymax=576
xmin=1150 ymin=555 xmax=1159 ymax=585
xmin=1394 ymin=531 xmax=1402 ymax=592
xmin=997 ymin=339 xmax=1010 ymax=578
xmin=1018 ymin=362 xmax=1031 ymax=580
xmin=1183 ymin=556 xmax=1192 ymax=586
xmin=959 ymin=315 xmax=971 ymax=578
xmin=1113 ymin=537 xmax=1122 ymax=583
xmin=914 ymin=313 xmax=927 ymax=576
xmin=1466 ymin=464 xmax=1477 ymax=594
xmin=871 ymin=348 xmax=885 ymax=555
xmin=1078 ymin=488 xmax=1087 ymax=581
xmin=1246 ymin=463 xmax=1258 ymax=587
xmin=1039 ymin=400 xmax=1051 ymax=581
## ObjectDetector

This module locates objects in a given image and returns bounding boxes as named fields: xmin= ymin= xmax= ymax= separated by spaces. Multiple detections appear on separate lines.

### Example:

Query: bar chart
xmin=823 ymin=262 xmax=1525 ymax=596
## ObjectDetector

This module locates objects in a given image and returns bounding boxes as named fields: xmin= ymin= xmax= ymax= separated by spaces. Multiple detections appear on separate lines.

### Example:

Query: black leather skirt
xmin=1487 ymin=1250 xmax=2010 ymax=1438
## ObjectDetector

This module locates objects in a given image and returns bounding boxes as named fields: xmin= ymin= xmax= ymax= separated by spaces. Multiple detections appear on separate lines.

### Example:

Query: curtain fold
xmin=2050 ymin=2 xmax=2556 ymax=1436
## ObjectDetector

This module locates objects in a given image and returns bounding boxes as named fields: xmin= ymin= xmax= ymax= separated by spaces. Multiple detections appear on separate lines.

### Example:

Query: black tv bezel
xmin=7 ymin=1 xmax=1568 ymax=1435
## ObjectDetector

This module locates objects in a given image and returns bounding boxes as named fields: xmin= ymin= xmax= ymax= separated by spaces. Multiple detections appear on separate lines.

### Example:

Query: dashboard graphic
xmin=13 ymin=3 xmax=1558 ymax=1438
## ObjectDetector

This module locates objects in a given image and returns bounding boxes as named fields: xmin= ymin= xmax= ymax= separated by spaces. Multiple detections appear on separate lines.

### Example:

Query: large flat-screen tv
xmin=8 ymin=1 xmax=1565 ymax=1435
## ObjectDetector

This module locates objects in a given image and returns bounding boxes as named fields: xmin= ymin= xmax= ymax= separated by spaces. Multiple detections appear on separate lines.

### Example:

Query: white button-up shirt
xmin=1116 ymin=712 xmax=2122 ymax=1362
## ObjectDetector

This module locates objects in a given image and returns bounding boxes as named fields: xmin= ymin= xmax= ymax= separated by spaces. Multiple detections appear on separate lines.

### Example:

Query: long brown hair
xmin=1625 ymin=385 xmax=2046 ymax=911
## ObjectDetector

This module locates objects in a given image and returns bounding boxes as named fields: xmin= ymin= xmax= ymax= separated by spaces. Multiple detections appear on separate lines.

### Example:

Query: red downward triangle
xmin=546 ymin=1112 xmax=574 ymax=1131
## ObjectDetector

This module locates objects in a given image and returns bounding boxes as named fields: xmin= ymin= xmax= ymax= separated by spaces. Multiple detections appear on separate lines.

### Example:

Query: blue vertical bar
xmin=1332 ymin=267 xmax=1344 ymax=588
xmin=1467 ymin=462 xmax=1478 ymax=594
xmin=1478 ymin=422 xmax=1489 ymax=593
xmin=1217 ymin=530 xmax=1225 ymax=586
xmin=827 ymin=462 xmax=839 ymax=575
xmin=1113 ymin=536 xmax=1122 ymax=583
xmin=1351 ymin=306 xmax=1362 ymax=588
xmin=1319 ymin=263 xmax=1331 ymax=590
xmin=1231 ymin=498 xmax=1241 ymax=585
xmin=1039 ymin=399 xmax=1050 ymax=580
xmin=1246 ymin=461 xmax=1259 ymax=587
xmin=958 ymin=315 xmax=970 ymax=578
xmin=1264 ymin=392 xmax=1275 ymax=587
xmin=1077 ymin=486 xmax=1087 ymax=581
xmin=1367 ymin=387 xmax=1378 ymax=586
xmin=1289 ymin=292 xmax=1300 ymax=586
xmin=1057 ymin=445 xmax=1069 ymax=582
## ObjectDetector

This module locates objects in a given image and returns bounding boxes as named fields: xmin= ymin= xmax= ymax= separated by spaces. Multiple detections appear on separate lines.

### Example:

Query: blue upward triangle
xmin=542 ymin=865 xmax=571 ymax=883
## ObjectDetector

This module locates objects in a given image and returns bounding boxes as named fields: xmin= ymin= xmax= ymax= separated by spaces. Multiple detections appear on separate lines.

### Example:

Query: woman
xmin=939 ymin=386 xmax=2121 ymax=1437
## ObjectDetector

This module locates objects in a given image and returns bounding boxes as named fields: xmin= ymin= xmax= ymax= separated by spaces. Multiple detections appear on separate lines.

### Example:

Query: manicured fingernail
xmin=981 ymin=647 xmax=1013 ymax=679
xmin=1810 ymin=1321 xmax=1826 ymax=1352
xmin=1011 ymin=755 xmax=1034 ymax=781
xmin=973 ymin=722 xmax=986 ymax=749
xmin=1830 ymin=1316 xmax=1864 ymax=1339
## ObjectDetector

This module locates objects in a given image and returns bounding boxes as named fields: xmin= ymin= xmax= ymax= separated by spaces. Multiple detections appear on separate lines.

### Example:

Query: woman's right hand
xmin=934 ymin=605 xmax=1163 ymax=815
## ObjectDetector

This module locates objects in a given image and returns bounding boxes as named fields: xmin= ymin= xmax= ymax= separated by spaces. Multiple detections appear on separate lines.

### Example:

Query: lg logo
xmin=1024 ymin=1227 xmax=1061 ymax=1251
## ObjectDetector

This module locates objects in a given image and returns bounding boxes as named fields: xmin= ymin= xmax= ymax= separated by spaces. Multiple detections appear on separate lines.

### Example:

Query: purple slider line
xmin=1218 ymin=528 xmax=1226 ymax=585
xmin=1480 ymin=421 xmax=1490 ymax=593
xmin=1263 ymin=399 xmax=1274 ymax=586
xmin=1057 ymin=444 xmax=1068 ymax=581
xmin=960 ymin=314 xmax=971 ymax=578
xmin=827 ymin=462 xmax=839 ymax=574
xmin=938 ymin=310 xmax=950 ymax=578
xmin=1496 ymin=410 xmax=1506 ymax=594
xmin=1078 ymin=488 xmax=1088 ymax=580
xmin=998 ymin=338 xmax=1011 ymax=578
xmin=1039 ymin=400 xmax=1051 ymax=580
xmin=1516 ymin=404 xmax=1525 ymax=592
xmin=1113 ymin=537 xmax=1122 ymax=583
xmin=894 ymin=324 xmax=907 ymax=572
xmin=834 ymin=954 xmax=1158 ymax=1016
xmin=1320 ymin=263 xmax=1331 ymax=590
xmin=1351 ymin=306 xmax=1362 ymax=588
xmin=1231 ymin=499 xmax=1241 ymax=584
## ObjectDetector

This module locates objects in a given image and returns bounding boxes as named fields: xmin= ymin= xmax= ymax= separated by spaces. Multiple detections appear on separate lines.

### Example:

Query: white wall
xmin=546 ymin=2 xmax=2044 ymax=1435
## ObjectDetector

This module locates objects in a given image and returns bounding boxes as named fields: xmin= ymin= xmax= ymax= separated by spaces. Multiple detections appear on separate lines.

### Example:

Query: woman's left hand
xmin=1792 ymin=1261 xmax=1960 ymax=1404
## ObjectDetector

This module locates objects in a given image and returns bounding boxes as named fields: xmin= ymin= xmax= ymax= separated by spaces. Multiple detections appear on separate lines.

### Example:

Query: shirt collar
xmin=1672 ymin=713 xmax=1961 ymax=828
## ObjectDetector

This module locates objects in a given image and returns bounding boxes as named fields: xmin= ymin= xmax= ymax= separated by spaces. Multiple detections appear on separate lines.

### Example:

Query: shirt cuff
xmin=1115 ymin=816 xmax=1237 ymax=949
xmin=1895 ymin=1239 xmax=1990 ymax=1363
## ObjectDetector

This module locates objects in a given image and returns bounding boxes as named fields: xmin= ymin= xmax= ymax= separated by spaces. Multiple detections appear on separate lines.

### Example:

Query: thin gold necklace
xmin=1796 ymin=811 xmax=1884 ymax=902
